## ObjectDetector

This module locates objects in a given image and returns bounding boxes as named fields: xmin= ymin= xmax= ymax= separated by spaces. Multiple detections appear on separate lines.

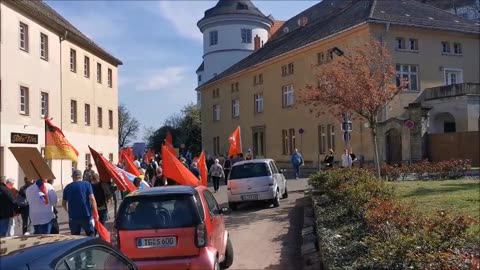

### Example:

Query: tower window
xmin=241 ymin=29 xmax=252 ymax=44
xmin=237 ymin=3 xmax=248 ymax=10
xmin=209 ymin=30 xmax=218 ymax=46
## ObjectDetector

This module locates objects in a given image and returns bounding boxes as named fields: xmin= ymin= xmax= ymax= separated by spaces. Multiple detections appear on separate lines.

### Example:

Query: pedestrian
xmin=0 ymin=176 xmax=17 ymax=237
xmin=62 ymin=169 xmax=98 ymax=236
xmin=218 ymin=155 xmax=226 ymax=168
xmin=133 ymin=177 xmax=142 ymax=189
xmin=46 ymin=179 xmax=60 ymax=234
xmin=190 ymin=162 xmax=201 ymax=182
xmin=324 ymin=149 xmax=335 ymax=168
xmin=152 ymin=166 xmax=166 ymax=187
xmin=83 ymin=163 xmax=95 ymax=182
xmin=209 ymin=159 xmax=225 ymax=193
xmin=291 ymin=149 xmax=304 ymax=180
xmin=91 ymin=173 xmax=111 ymax=225
xmin=341 ymin=149 xmax=353 ymax=168
xmin=180 ymin=157 xmax=189 ymax=169
xmin=25 ymin=179 xmax=58 ymax=234
xmin=134 ymin=157 xmax=141 ymax=169
xmin=223 ymin=156 xmax=232 ymax=185
xmin=349 ymin=148 xmax=357 ymax=167
xmin=245 ymin=149 xmax=253 ymax=160
xmin=18 ymin=177 xmax=33 ymax=235
xmin=146 ymin=159 xmax=157 ymax=181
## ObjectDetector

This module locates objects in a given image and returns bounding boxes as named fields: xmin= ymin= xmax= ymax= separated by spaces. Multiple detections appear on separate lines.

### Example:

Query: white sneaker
xmin=24 ymin=232 xmax=30 ymax=235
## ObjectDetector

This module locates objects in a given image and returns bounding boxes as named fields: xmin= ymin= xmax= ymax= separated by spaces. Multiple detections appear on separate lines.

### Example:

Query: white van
xmin=227 ymin=159 xmax=288 ymax=210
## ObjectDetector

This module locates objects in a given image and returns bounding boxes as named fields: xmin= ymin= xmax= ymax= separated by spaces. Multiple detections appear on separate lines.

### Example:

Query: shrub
xmin=383 ymin=159 xmax=472 ymax=181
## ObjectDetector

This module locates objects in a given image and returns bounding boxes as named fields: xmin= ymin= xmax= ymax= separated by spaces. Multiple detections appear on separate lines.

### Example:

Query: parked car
xmin=113 ymin=185 xmax=234 ymax=270
xmin=227 ymin=159 xmax=288 ymax=210
xmin=0 ymin=234 xmax=137 ymax=270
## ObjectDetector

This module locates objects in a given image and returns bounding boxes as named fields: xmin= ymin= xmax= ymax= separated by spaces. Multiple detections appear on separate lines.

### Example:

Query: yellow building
xmin=197 ymin=0 xmax=480 ymax=168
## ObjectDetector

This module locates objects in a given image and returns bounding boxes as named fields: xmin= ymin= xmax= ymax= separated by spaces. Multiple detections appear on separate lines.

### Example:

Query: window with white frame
xmin=317 ymin=52 xmax=325 ymax=64
xmin=40 ymin=33 xmax=49 ymax=60
xmin=209 ymin=31 xmax=218 ymax=46
xmin=453 ymin=43 xmax=462 ymax=54
xmin=396 ymin=64 xmax=419 ymax=91
xmin=19 ymin=22 xmax=29 ymax=51
xmin=444 ymin=69 xmax=463 ymax=85
xmin=70 ymin=100 xmax=77 ymax=123
xmin=108 ymin=68 xmax=113 ymax=88
xmin=41 ymin=92 xmax=48 ymax=117
xmin=442 ymin=41 xmax=450 ymax=53
xmin=97 ymin=63 xmax=102 ymax=83
xmin=85 ymin=154 xmax=91 ymax=169
xmin=85 ymin=103 xmax=91 ymax=125
xmin=97 ymin=107 xmax=103 ymax=127
xmin=108 ymin=153 xmax=114 ymax=162
xmin=241 ymin=28 xmax=252 ymax=43
xmin=108 ymin=109 xmax=113 ymax=129
xmin=319 ymin=125 xmax=326 ymax=154
xmin=396 ymin=37 xmax=405 ymax=50
xmin=409 ymin=38 xmax=418 ymax=51
xmin=281 ymin=129 xmax=288 ymax=155
xmin=254 ymin=93 xmax=264 ymax=113
xmin=288 ymin=63 xmax=294 ymax=74
xmin=213 ymin=104 xmax=220 ymax=121
xmin=84 ymin=56 xmax=90 ymax=78
xmin=282 ymin=84 xmax=295 ymax=107
xmin=232 ymin=99 xmax=240 ymax=118
xmin=70 ymin=49 xmax=77 ymax=72
xmin=327 ymin=124 xmax=335 ymax=152
xmin=20 ymin=86 xmax=29 ymax=115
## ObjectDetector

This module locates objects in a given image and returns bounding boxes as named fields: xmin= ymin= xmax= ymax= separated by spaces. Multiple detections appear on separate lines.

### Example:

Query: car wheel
xmin=272 ymin=189 xmax=280 ymax=208
xmin=282 ymin=185 xmax=288 ymax=199
xmin=229 ymin=202 xmax=238 ymax=211
xmin=214 ymin=258 xmax=220 ymax=270
xmin=220 ymin=237 xmax=234 ymax=269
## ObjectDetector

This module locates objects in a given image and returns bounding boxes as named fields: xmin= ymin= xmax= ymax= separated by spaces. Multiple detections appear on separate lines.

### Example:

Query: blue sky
xmin=46 ymin=0 xmax=318 ymax=140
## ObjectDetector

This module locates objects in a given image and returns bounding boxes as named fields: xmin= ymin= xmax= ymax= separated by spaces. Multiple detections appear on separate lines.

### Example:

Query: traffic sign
xmin=405 ymin=120 xmax=415 ymax=129
xmin=343 ymin=131 xmax=351 ymax=142
xmin=299 ymin=128 xmax=304 ymax=134
xmin=341 ymin=121 xmax=353 ymax=132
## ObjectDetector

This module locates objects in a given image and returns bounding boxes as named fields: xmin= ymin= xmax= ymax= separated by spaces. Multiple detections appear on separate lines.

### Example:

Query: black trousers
xmin=20 ymin=208 xmax=29 ymax=235
xmin=223 ymin=169 xmax=230 ymax=185
xmin=212 ymin=176 xmax=220 ymax=191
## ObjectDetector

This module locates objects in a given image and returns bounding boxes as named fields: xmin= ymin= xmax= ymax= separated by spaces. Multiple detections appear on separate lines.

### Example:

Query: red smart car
xmin=113 ymin=186 xmax=234 ymax=270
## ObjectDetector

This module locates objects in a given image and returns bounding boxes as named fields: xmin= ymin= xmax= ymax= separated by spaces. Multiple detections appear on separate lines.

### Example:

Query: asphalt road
xmin=14 ymin=178 xmax=309 ymax=270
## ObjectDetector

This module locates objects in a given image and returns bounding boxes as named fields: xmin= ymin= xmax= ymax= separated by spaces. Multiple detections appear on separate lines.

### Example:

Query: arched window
xmin=237 ymin=3 xmax=248 ymax=10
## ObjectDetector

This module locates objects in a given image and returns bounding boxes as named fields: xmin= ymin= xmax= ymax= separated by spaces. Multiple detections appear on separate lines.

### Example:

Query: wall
xmin=428 ymin=131 xmax=480 ymax=166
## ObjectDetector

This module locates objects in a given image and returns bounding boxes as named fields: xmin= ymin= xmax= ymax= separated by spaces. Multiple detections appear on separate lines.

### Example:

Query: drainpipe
xmin=59 ymin=30 xmax=68 ymax=190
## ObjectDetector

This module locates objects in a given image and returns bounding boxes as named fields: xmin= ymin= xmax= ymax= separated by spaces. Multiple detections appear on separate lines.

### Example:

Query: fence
xmin=428 ymin=131 xmax=480 ymax=166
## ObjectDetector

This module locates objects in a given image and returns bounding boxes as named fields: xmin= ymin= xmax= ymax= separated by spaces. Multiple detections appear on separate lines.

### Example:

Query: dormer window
xmin=237 ymin=3 xmax=248 ymax=10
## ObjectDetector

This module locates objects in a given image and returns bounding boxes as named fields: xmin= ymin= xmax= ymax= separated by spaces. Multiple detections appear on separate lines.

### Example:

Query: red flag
xmin=93 ymin=209 xmax=111 ymax=243
xmin=44 ymin=118 xmax=79 ymax=161
xmin=161 ymin=146 xmax=199 ymax=186
xmin=198 ymin=152 xmax=208 ymax=187
xmin=144 ymin=149 xmax=154 ymax=163
xmin=89 ymin=146 xmax=136 ymax=192
xmin=166 ymin=132 xmax=173 ymax=146
xmin=121 ymin=152 xmax=140 ymax=177
xmin=228 ymin=126 xmax=242 ymax=157
xmin=125 ymin=147 xmax=134 ymax=161
xmin=164 ymin=142 xmax=177 ymax=157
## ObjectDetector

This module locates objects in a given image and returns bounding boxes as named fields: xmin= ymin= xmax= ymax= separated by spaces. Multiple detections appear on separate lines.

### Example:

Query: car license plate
xmin=242 ymin=194 xmax=258 ymax=201
xmin=137 ymin=237 xmax=176 ymax=248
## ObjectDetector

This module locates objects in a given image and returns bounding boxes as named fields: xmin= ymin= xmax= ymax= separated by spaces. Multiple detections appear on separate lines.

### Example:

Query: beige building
xmin=197 ymin=0 xmax=480 ymax=168
xmin=0 ymin=0 xmax=122 ymax=189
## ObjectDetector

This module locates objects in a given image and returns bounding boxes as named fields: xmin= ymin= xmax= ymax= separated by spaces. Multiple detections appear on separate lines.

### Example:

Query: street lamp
xmin=331 ymin=47 xmax=352 ymax=61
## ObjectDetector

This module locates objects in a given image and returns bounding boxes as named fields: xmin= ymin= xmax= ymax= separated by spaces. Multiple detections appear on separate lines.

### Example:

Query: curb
xmin=302 ymin=188 xmax=324 ymax=270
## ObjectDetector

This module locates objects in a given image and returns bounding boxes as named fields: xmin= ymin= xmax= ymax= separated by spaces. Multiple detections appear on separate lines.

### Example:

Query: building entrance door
xmin=386 ymin=128 xmax=402 ymax=165
xmin=252 ymin=126 xmax=266 ymax=158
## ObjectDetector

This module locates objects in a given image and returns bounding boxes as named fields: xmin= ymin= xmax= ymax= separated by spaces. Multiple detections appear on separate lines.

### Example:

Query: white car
xmin=227 ymin=159 xmax=288 ymax=210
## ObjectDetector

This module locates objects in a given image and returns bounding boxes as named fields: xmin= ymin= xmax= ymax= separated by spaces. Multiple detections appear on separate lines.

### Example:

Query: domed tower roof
xmin=203 ymin=0 xmax=267 ymax=19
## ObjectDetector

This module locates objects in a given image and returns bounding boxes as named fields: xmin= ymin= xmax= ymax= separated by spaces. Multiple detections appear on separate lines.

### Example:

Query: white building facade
xmin=196 ymin=0 xmax=272 ymax=104
xmin=0 ymin=0 xmax=122 ymax=189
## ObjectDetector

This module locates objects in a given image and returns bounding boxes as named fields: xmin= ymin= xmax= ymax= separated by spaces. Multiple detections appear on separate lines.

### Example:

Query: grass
xmin=391 ymin=179 xmax=480 ymax=221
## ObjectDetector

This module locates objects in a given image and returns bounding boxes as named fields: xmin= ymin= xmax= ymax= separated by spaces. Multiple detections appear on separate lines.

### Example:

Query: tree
xmin=298 ymin=40 xmax=405 ymax=177
xmin=118 ymin=104 xmax=140 ymax=149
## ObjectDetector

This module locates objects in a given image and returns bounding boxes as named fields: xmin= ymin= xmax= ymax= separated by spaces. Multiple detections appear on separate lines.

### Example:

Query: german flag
xmin=45 ymin=118 xmax=78 ymax=161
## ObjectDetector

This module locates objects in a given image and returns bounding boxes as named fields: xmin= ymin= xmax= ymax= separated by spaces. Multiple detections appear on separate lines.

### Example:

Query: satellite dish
xmin=297 ymin=16 xmax=308 ymax=27
xmin=283 ymin=27 xmax=289 ymax=33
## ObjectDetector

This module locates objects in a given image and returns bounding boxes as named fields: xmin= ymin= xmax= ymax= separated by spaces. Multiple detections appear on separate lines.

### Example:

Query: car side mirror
xmin=220 ymin=207 xmax=232 ymax=215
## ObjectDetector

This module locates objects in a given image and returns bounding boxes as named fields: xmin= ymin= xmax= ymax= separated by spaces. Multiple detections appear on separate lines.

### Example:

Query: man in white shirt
xmin=341 ymin=149 xmax=353 ymax=168
xmin=26 ymin=179 xmax=58 ymax=234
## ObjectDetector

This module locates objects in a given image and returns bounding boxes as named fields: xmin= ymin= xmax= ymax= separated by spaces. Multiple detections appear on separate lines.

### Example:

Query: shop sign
xmin=11 ymin=133 xmax=38 ymax=144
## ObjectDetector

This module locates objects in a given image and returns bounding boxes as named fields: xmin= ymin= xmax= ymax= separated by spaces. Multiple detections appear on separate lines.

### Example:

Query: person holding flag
xmin=25 ymin=178 xmax=58 ymax=234
xmin=91 ymin=173 xmax=112 ymax=225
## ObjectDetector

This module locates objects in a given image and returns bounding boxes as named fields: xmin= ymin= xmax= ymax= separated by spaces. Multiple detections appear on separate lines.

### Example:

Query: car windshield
xmin=117 ymin=194 xmax=201 ymax=230
xmin=229 ymin=162 xmax=270 ymax=180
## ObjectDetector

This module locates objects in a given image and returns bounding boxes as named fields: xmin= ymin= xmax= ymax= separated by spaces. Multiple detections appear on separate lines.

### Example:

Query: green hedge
xmin=310 ymin=168 xmax=479 ymax=269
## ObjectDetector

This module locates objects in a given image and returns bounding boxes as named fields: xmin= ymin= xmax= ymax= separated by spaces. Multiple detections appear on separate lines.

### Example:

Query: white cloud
xmin=157 ymin=1 xmax=212 ymax=43
xmin=137 ymin=67 xmax=188 ymax=91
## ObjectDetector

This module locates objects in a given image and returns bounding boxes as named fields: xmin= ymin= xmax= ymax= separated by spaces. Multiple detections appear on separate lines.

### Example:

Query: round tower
xmin=197 ymin=0 xmax=273 ymax=86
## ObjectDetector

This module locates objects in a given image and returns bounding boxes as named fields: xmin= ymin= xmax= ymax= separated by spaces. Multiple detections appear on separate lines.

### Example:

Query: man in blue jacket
xmin=291 ymin=149 xmax=304 ymax=180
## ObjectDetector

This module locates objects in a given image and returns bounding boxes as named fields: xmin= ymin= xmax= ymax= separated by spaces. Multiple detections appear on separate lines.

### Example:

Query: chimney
xmin=254 ymin=35 xmax=261 ymax=51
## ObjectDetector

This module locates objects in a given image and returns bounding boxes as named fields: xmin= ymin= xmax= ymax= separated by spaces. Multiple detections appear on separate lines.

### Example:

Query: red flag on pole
xmin=228 ymin=126 xmax=242 ymax=157
xmin=198 ymin=151 xmax=208 ymax=187
xmin=92 ymin=209 xmax=110 ymax=243
xmin=166 ymin=132 xmax=173 ymax=146
xmin=89 ymin=146 xmax=137 ymax=192
xmin=121 ymin=152 xmax=140 ymax=176
xmin=161 ymin=145 xmax=199 ymax=186
xmin=144 ymin=149 xmax=155 ymax=163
